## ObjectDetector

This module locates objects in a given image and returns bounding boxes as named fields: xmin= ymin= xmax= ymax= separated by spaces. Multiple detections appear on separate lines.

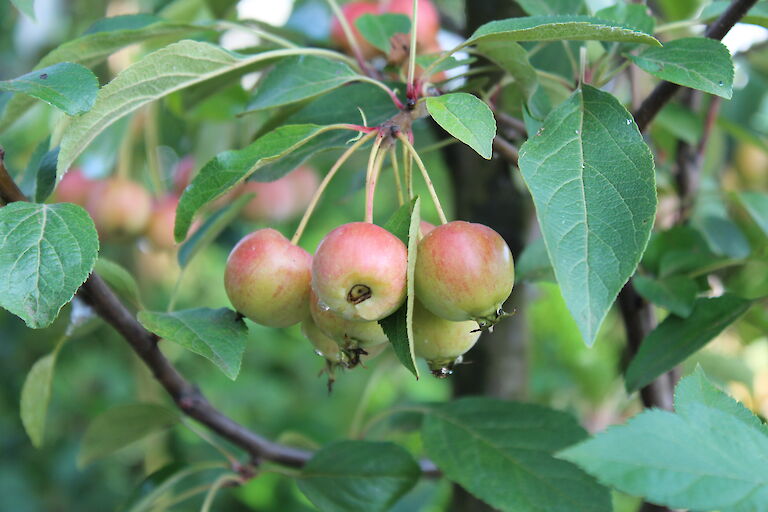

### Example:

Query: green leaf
xmin=137 ymin=308 xmax=248 ymax=380
xmin=0 ymin=203 xmax=99 ymax=329
xmin=78 ymin=404 xmax=179 ymax=467
xmin=178 ymin=193 xmax=252 ymax=268
xmin=380 ymin=198 xmax=421 ymax=378
xmin=20 ymin=337 xmax=66 ymax=448
xmin=516 ymin=237 xmax=555 ymax=282
xmin=700 ymin=1 xmax=768 ymax=29
xmin=175 ymin=123 xmax=349 ymax=242
xmin=518 ymin=85 xmax=656 ymax=345
xmin=738 ymin=192 xmax=768 ymax=237
xmin=422 ymin=397 xmax=611 ymax=512
xmin=19 ymin=140 xmax=58 ymax=203
xmin=476 ymin=40 xmax=537 ymax=98
xmin=0 ymin=63 xmax=98 ymax=115
xmin=466 ymin=15 xmax=660 ymax=47
xmin=297 ymin=440 xmax=420 ymax=512
xmin=57 ymin=41 xmax=331 ymax=179
xmin=629 ymin=38 xmax=734 ymax=99
xmin=94 ymin=258 xmax=143 ymax=309
xmin=122 ymin=462 xmax=224 ymax=512
xmin=0 ymin=16 xmax=200 ymax=130
xmin=632 ymin=274 xmax=697 ymax=317
xmin=595 ymin=4 xmax=655 ymax=35
xmin=560 ymin=369 xmax=768 ymax=511
xmin=625 ymin=294 xmax=751 ymax=393
xmin=426 ymin=93 xmax=496 ymax=159
xmin=516 ymin=0 xmax=585 ymax=16
xmin=10 ymin=0 xmax=35 ymax=19
xmin=694 ymin=214 xmax=750 ymax=259
xmin=355 ymin=13 xmax=411 ymax=52
xmin=245 ymin=55 xmax=360 ymax=112
xmin=84 ymin=13 xmax=164 ymax=34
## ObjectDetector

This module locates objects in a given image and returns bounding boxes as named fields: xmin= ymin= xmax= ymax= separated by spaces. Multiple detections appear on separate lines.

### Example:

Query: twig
xmin=620 ymin=0 xmax=759 ymax=412
xmin=492 ymin=137 xmax=519 ymax=167
xmin=0 ymin=148 xmax=440 ymax=477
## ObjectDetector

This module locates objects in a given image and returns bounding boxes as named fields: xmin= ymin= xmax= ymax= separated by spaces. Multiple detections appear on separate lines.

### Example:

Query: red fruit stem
xmin=396 ymin=132 xmax=447 ymax=224
xmin=291 ymin=132 xmax=377 ymax=245
xmin=364 ymin=142 xmax=388 ymax=223
xmin=363 ymin=134 xmax=385 ymax=223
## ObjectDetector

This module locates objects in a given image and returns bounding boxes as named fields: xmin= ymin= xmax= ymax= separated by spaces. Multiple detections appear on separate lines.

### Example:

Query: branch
xmin=634 ymin=0 xmax=759 ymax=131
xmin=620 ymin=0 xmax=758 ymax=410
xmin=492 ymin=136 xmax=519 ymax=167
xmin=0 ymin=149 xmax=440 ymax=477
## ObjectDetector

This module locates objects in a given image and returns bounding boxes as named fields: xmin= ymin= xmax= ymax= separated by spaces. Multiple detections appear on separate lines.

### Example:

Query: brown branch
xmin=0 ymin=148 xmax=440 ymax=477
xmin=620 ymin=0 xmax=759 ymax=411
xmin=492 ymin=136 xmax=519 ymax=167
xmin=634 ymin=0 xmax=759 ymax=132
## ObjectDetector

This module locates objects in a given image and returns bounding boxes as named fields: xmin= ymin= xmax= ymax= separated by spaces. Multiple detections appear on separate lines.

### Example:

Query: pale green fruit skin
xmin=413 ymin=299 xmax=480 ymax=370
xmin=224 ymin=228 xmax=312 ymax=328
xmin=309 ymin=290 xmax=389 ymax=349
xmin=302 ymin=316 xmax=386 ymax=364
xmin=414 ymin=221 xmax=514 ymax=324
xmin=312 ymin=222 xmax=407 ymax=322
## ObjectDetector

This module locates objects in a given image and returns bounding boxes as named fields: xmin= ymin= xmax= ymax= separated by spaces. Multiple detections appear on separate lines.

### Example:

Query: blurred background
xmin=1 ymin=0 xmax=767 ymax=510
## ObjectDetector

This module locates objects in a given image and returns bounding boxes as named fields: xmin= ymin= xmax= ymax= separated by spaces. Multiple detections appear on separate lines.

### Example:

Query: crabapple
xmin=414 ymin=221 xmax=514 ymax=328
xmin=382 ymin=0 xmax=440 ymax=47
xmin=224 ymin=229 xmax=312 ymax=328
xmin=240 ymin=177 xmax=297 ymax=223
xmin=173 ymin=155 xmax=196 ymax=195
xmin=285 ymin=166 xmax=320 ymax=217
xmin=330 ymin=1 xmax=380 ymax=59
xmin=302 ymin=314 xmax=386 ymax=366
xmin=146 ymin=195 xmax=184 ymax=251
xmin=420 ymin=220 xmax=436 ymax=238
xmin=86 ymin=177 xmax=152 ymax=239
xmin=735 ymin=143 xmax=768 ymax=188
xmin=312 ymin=222 xmax=407 ymax=321
xmin=413 ymin=299 xmax=480 ymax=377
xmin=309 ymin=290 xmax=389 ymax=349
xmin=54 ymin=168 xmax=93 ymax=207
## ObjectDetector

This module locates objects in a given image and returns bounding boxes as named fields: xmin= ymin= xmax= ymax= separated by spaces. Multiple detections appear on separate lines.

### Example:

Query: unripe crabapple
xmin=224 ymin=229 xmax=312 ymax=328
xmin=312 ymin=222 xmax=407 ymax=322
xmin=309 ymin=290 xmax=389 ymax=349
xmin=415 ymin=221 xmax=514 ymax=328
xmin=382 ymin=0 xmax=440 ymax=47
xmin=302 ymin=314 xmax=386 ymax=367
xmin=86 ymin=177 xmax=152 ymax=239
xmin=54 ymin=168 xmax=93 ymax=206
xmin=330 ymin=1 xmax=380 ymax=59
xmin=146 ymin=195 xmax=180 ymax=251
xmin=240 ymin=178 xmax=297 ymax=223
xmin=413 ymin=299 xmax=480 ymax=377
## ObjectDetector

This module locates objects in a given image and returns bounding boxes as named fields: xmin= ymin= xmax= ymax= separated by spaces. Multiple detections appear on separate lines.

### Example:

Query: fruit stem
xmin=116 ymin=114 xmax=138 ymax=179
xmin=390 ymin=146 xmax=404 ymax=206
xmin=354 ymin=76 xmax=405 ymax=110
xmin=364 ymin=134 xmax=386 ymax=223
xmin=324 ymin=0 xmax=375 ymax=78
xmin=291 ymin=132 xmax=377 ymax=245
xmin=144 ymin=102 xmax=165 ymax=196
xmin=403 ymin=141 xmax=413 ymax=200
xmin=406 ymin=0 xmax=419 ymax=99
xmin=396 ymin=132 xmax=447 ymax=224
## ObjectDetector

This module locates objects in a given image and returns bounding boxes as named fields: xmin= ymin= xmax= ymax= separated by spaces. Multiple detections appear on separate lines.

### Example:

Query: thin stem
xmin=355 ymin=76 xmax=405 ymax=110
xmin=655 ymin=19 xmax=701 ymax=33
xmin=421 ymin=40 xmax=468 ymax=79
xmin=562 ymin=40 xmax=579 ymax=81
xmin=416 ymin=138 xmax=459 ymax=155
xmin=324 ymin=0 xmax=371 ymax=76
xmin=390 ymin=146 xmax=404 ymax=206
xmin=359 ymin=405 xmax=433 ymax=439
xmin=396 ymin=133 xmax=447 ymax=224
xmin=182 ymin=418 xmax=239 ymax=466
xmin=144 ymin=103 xmax=164 ymax=196
xmin=158 ymin=483 xmax=212 ymax=509
xmin=167 ymin=267 xmax=187 ymax=312
xmin=364 ymin=135 xmax=385 ymax=223
xmin=403 ymin=143 xmax=413 ymax=200
xmin=116 ymin=116 xmax=136 ymax=180
xmin=216 ymin=20 xmax=299 ymax=49
xmin=291 ymin=132 xmax=377 ymax=245
xmin=535 ymin=69 xmax=573 ymax=90
xmin=406 ymin=0 xmax=419 ymax=95
xmin=200 ymin=473 xmax=241 ymax=512
xmin=595 ymin=60 xmax=631 ymax=88
xmin=434 ymin=65 xmax=496 ymax=85
xmin=348 ymin=360 xmax=391 ymax=438
xmin=578 ymin=46 xmax=587 ymax=86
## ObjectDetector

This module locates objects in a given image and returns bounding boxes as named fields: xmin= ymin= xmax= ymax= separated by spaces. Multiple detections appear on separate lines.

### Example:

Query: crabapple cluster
xmin=224 ymin=208 xmax=514 ymax=378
